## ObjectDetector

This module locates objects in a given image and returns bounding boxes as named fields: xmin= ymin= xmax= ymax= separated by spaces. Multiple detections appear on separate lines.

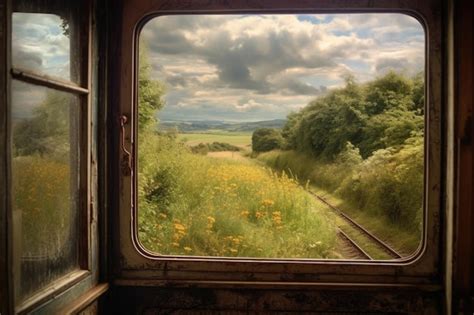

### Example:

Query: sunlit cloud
xmin=141 ymin=13 xmax=425 ymax=122
xmin=12 ymin=13 xmax=72 ymax=81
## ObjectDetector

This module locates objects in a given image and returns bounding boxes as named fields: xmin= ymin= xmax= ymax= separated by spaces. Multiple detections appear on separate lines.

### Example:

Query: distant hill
xmin=159 ymin=119 xmax=286 ymax=133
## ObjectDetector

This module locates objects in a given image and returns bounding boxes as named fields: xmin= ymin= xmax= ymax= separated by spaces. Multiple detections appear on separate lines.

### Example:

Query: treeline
xmin=190 ymin=142 xmax=242 ymax=155
xmin=256 ymin=72 xmax=424 ymax=234
xmin=282 ymin=71 xmax=423 ymax=159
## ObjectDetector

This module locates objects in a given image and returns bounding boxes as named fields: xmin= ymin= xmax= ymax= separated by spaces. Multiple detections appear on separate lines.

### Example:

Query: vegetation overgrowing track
xmin=309 ymin=191 xmax=403 ymax=260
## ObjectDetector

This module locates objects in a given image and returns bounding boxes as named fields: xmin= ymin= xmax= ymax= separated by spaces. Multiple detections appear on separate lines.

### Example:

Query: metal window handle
xmin=120 ymin=115 xmax=132 ymax=176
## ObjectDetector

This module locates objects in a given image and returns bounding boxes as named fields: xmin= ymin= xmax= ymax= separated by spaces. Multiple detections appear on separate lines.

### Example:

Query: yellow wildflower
xmin=207 ymin=216 xmax=216 ymax=230
xmin=272 ymin=211 xmax=282 ymax=226
xmin=255 ymin=211 xmax=265 ymax=219
xmin=262 ymin=199 xmax=275 ymax=207
xmin=240 ymin=210 xmax=250 ymax=218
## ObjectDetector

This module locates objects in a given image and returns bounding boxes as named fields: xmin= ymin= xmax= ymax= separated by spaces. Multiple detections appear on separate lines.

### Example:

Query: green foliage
xmin=138 ymin=42 xmax=166 ymax=132
xmin=136 ymin=47 xmax=336 ymax=258
xmin=282 ymin=71 xmax=424 ymax=160
xmin=13 ymin=91 xmax=72 ymax=160
xmin=286 ymin=77 xmax=366 ymax=159
xmin=281 ymin=112 xmax=302 ymax=149
xmin=138 ymin=133 xmax=337 ymax=258
xmin=258 ymin=133 xmax=424 ymax=233
xmin=358 ymin=109 xmax=423 ymax=157
xmin=411 ymin=72 xmax=425 ymax=114
xmin=190 ymin=142 xmax=242 ymax=155
xmin=259 ymin=70 xmax=425 ymax=234
xmin=190 ymin=143 xmax=209 ymax=155
xmin=365 ymin=71 xmax=414 ymax=115
xmin=178 ymin=132 xmax=252 ymax=148
xmin=337 ymin=135 xmax=424 ymax=230
xmin=12 ymin=91 xmax=78 ymax=257
xmin=252 ymin=128 xmax=284 ymax=152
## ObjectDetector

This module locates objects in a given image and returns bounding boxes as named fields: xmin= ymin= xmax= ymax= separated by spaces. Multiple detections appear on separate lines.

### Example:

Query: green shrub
xmin=281 ymin=71 xmax=424 ymax=159
xmin=190 ymin=142 xmax=241 ymax=154
xmin=252 ymin=128 xmax=283 ymax=152
xmin=190 ymin=143 xmax=209 ymax=155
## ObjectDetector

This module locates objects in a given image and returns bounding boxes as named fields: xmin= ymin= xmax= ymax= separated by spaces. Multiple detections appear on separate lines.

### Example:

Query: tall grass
xmin=138 ymin=133 xmax=337 ymax=258
xmin=258 ymin=136 xmax=423 ymax=234
xmin=13 ymin=156 xmax=72 ymax=257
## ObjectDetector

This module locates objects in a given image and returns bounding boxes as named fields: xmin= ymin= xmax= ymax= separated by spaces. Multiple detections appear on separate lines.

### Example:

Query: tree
xmin=281 ymin=111 xmax=302 ymax=149
xmin=13 ymin=91 xmax=72 ymax=160
xmin=282 ymin=71 xmax=423 ymax=159
xmin=411 ymin=72 xmax=425 ymax=115
xmin=252 ymin=128 xmax=283 ymax=152
xmin=364 ymin=71 xmax=414 ymax=115
xmin=138 ymin=41 xmax=166 ymax=132
xmin=290 ymin=77 xmax=366 ymax=159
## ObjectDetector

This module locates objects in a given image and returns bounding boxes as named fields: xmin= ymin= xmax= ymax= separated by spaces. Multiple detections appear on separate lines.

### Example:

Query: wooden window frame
xmin=5 ymin=1 xmax=95 ymax=313
xmin=113 ymin=0 xmax=446 ymax=290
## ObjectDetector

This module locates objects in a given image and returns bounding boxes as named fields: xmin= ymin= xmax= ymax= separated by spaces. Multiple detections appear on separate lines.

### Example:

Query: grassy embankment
xmin=257 ymin=150 xmax=422 ymax=256
xmin=138 ymin=133 xmax=338 ymax=258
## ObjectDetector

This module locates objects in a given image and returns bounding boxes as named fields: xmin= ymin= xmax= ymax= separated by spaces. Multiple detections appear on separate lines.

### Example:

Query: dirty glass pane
xmin=12 ymin=80 xmax=81 ymax=302
xmin=12 ymin=0 xmax=82 ymax=83
xmin=137 ymin=14 xmax=425 ymax=260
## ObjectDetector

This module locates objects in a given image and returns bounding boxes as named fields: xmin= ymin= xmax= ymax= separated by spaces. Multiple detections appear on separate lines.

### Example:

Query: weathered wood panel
xmin=454 ymin=0 xmax=474 ymax=313
xmin=0 ymin=0 xmax=13 ymax=314
xmin=111 ymin=286 xmax=441 ymax=314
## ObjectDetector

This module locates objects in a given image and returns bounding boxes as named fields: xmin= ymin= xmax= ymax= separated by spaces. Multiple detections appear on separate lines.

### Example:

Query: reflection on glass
xmin=138 ymin=14 xmax=425 ymax=260
xmin=12 ymin=80 xmax=80 ymax=302
xmin=12 ymin=1 xmax=81 ymax=83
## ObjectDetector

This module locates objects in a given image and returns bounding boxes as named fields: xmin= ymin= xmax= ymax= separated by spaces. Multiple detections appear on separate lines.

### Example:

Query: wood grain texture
xmin=454 ymin=0 xmax=474 ymax=313
xmin=0 ymin=0 xmax=13 ymax=314
xmin=111 ymin=286 xmax=441 ymax=314
xmin=9 ymin=1 xmax=104 ymax=314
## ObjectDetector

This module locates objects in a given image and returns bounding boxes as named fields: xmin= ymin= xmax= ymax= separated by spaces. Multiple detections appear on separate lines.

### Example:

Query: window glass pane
xmin=12 ymin=1 xmax=82 ymax=83
xmin=12 ymin=80 xmax=81 ymax=302
xmin=138 ymin=14 xmax=425 ymax=260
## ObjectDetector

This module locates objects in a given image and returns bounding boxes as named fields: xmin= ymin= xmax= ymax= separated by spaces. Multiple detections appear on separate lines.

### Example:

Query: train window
xmin=11 ymin=80 xmax=82 ymax=302
xmin=136 ymin=14 xmax=425 ymax=260
xmin=116 ymin=0 xmax=442 ymax=286
xmin=10 ymin=0 xmax=91 ymax=310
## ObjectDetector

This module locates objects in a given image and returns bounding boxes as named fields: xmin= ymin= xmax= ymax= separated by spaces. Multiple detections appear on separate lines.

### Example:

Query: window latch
xmin=120 ymin=115 xmax=133 ymax=176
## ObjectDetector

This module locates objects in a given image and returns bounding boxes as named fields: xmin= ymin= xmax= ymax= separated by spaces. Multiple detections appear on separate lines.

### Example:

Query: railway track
xmin=309 ymin=191 xmax=403 ymax=260
xmin=337 ymin=228 xmax=373 ymax=260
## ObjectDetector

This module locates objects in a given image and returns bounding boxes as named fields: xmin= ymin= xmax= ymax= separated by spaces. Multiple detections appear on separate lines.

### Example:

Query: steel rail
xmin=310 ymin=191 xmax=403 ymax=259
xmin=337 ymin=228 xmax=373 ymax=260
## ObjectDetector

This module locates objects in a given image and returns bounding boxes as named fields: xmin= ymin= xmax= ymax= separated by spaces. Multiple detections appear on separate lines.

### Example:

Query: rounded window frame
xmin=114 ymin=0 xmax=445 ymax=286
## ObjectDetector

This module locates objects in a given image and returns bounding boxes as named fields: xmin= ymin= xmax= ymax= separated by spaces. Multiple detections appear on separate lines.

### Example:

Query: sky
xmin=11 ymin=13 xmax=425 ymax=122
xmin=12 ymin=12 xmax=72 ymax=119
xmin=12 ymin=13 xmax=71 ymax=81
xmin=141 ymin=14 xmax=425 ymax=122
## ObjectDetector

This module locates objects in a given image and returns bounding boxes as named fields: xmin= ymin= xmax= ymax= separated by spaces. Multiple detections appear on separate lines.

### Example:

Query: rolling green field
xmin=178 ymin=131 xmax=252 ymax=148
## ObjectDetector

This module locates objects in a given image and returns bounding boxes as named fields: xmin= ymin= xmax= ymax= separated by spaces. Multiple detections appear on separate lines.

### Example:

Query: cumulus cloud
xmin=141 ymin=13 xmax=425 ymax=121
xmin=12 ymin=12 xmax=72 ymax=81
